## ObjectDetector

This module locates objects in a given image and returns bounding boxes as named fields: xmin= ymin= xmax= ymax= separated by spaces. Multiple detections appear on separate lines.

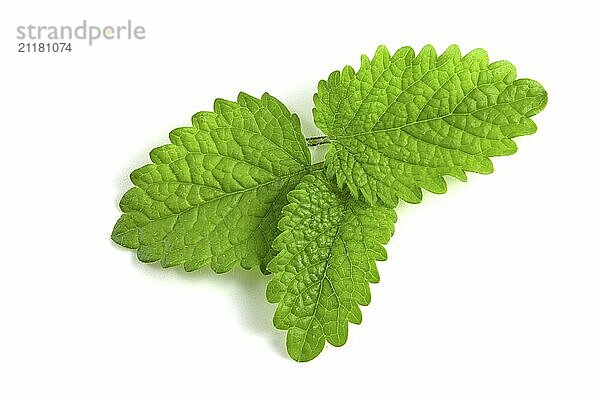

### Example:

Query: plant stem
xmin=305 ymin=135 xmax=331 ymax=147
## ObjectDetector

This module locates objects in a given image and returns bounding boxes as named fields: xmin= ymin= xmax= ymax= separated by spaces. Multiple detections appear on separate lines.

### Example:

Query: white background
xmin=1 ymin=0 xmax=598 ymax=398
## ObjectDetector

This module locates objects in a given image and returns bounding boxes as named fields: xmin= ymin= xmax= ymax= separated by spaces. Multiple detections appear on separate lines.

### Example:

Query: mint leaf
xmin=266 ymin=170 xmax=396 ymax=361
xmin=112 ymin=92 xmax=313 ymax=273
xmin=314 ymin=45 xmax=548 ymax=206
xmin=111 ymin=45 xmax=548 ymax=362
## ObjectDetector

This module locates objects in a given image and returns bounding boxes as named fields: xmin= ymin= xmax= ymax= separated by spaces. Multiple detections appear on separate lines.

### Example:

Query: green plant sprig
xmin=112 ymin=44 xmax=547 ymax=362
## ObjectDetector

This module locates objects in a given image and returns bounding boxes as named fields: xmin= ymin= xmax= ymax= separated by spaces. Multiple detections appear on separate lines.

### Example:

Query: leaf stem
xmin=305 ymin=135 xmax=331 ymax=147
xmin=310 ymin=161 xmax=325 ymax=171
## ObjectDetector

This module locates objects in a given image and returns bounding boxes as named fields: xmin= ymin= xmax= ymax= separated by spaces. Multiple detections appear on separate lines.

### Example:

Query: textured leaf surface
xmin=112 ymin=93 xmax=312 ymax=273
xmin=314 ymin=44 xmax=548 ymax=206
xmin=266 ymin=170 xmax=396 ymax=361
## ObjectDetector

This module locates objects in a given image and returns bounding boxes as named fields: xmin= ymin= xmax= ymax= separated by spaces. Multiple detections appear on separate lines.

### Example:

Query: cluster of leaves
xmin=112 ymin=45 xmax=547 ymax=362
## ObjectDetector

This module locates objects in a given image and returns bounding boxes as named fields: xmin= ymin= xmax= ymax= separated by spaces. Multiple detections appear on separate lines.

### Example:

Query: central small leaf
xmin=267 ymin=170 xmax=396 ymax=361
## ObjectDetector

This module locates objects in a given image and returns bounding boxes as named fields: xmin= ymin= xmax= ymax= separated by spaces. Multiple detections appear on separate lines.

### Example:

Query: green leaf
xmin=314 ymin=44 xmax=548 ymax=206
xmin=112 ymin=92 xmax=313 ymax=273
xmin=266 ymin=170 xmax=396 ymax=361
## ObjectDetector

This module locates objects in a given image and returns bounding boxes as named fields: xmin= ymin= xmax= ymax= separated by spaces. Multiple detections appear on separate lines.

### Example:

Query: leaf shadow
xmin=115 ymin=243 xmax=289 ymax=360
